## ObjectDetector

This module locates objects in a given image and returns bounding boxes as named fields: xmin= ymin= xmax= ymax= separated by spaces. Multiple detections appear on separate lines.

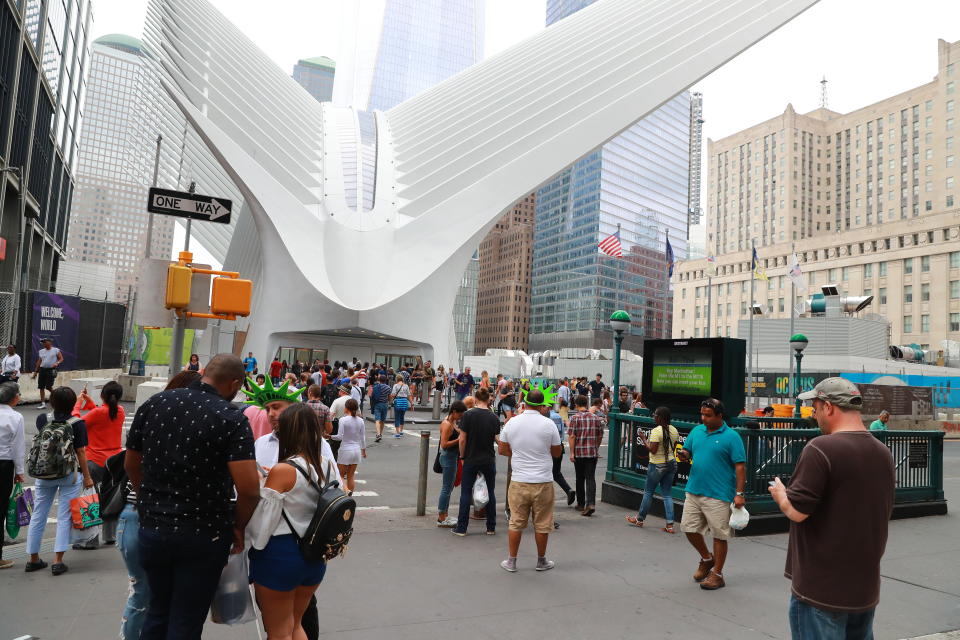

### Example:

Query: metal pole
xmin=747 ymin=240 xmax=756 ymax=408
xmin=789 ymin=243 xmax=795 ymax=397
xmin=608 ymin=331 xmax=623 ymax=479
xmin=416 ymin=430 xmax=430 ymax=516
xmin=793 ymin=351 xmax=803 ymax=418
xmin=145 ymin=135 xmax=162 ymax=260
xmin=431 ymin=386 xmax=442 ymax=420
xmin=706 ymin=273 xmax=713 ymax=337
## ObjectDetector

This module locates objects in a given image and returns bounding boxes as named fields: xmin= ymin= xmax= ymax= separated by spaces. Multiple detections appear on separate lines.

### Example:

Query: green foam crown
xmin=241 ymin=376 xmax=305 ymax=408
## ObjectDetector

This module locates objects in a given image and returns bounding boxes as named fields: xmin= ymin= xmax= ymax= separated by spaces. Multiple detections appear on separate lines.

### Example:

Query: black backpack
xmin=281 ymin=459 xmax=355 ymax=562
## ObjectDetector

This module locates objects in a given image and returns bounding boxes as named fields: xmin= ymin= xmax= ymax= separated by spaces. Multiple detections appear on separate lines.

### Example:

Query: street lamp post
xmin=790 ymin=333 xmax=809 ymax=418
xmin=608 ymin=310 xmax=631 ymax=479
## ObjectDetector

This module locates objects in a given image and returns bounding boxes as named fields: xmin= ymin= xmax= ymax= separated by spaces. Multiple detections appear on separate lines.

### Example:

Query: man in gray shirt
xmin=32 ymin=338 xmax=63 ymax=409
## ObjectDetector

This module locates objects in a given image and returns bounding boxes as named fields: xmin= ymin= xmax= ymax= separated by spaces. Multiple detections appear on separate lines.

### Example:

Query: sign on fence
xmin=30 ymin=292 xmax=79 ymax=370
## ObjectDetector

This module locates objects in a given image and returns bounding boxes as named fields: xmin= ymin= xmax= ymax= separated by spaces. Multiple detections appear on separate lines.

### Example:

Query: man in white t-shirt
xmin=32 ymin=338 xmax=64 ymax=409
xmin=497 ymin=386 xmax=562 ymax=573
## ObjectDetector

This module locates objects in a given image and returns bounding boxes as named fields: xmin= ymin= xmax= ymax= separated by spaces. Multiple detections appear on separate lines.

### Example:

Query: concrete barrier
xmin=66 ymin=377 xmax=112 ymax=395
xmin=136 ymin=380 xmax=167 ymax=410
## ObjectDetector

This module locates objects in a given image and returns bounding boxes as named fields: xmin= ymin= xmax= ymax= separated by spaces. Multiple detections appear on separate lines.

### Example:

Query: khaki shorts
xmin=507 ymin=482 xmax=555 ymax=534
xmin=681 ymin=493 xmax=733 ymax=540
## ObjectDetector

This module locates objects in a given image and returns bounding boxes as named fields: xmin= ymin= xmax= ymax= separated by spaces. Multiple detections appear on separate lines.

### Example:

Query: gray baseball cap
xmin=797 ymin=377 xmax=864 ymax=410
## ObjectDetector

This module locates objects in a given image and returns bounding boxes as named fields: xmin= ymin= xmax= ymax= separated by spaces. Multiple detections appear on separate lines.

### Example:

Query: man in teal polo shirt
xmin=677 ymin=398 xmax=746 ymax=591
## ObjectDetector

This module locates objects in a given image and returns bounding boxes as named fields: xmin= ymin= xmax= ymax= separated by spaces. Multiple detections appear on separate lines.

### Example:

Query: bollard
xmin=432 ymin=387 xmax=442 ymax=420
xmin=417 ymin=430 xmax=430 ymax=516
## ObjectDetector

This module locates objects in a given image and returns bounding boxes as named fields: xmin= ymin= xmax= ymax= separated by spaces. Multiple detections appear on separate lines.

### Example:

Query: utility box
xmin=211 ymin=277 xmax=252 ymax=317
xmin=164 ymin=264 xmax=193 ymax=309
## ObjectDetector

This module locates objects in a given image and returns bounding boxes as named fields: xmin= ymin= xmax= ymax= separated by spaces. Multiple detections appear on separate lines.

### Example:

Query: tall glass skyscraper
xmin=333 ymin=0 xmax=485 ymax=363
xmin=66 ymin=35 xmax=175 ymax=302
xmin=529 ymin=0 xmax=692 ymax=353
xmin=292 ymin=56 xmax=336 ymax=103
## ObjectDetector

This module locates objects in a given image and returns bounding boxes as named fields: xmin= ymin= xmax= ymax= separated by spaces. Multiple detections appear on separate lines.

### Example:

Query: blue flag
xmin=665 ymin=236 xmax=674 ymax=278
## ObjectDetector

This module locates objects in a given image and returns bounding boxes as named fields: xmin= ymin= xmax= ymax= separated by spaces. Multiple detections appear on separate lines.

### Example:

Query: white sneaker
xmin=37 ymin=403 xmax=45 ymax=409
xmin=436 ymin=517 xmax=457 ymax=528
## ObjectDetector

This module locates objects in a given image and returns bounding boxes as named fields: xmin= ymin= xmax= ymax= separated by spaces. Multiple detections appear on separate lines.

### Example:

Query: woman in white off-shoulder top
xmin=246 ymin=404 xmax=334 ymax=639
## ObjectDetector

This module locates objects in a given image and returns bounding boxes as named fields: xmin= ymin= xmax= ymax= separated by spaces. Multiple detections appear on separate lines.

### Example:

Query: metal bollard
xmin=417 ymin=430 xmax=430 ymax=516
xmin=432 ymin=387 xmax=442 ymax=420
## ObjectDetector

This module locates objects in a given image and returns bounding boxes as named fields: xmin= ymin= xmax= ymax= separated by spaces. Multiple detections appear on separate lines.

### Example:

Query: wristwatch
xmin=735 ymin=491 xmax=745 ymax=497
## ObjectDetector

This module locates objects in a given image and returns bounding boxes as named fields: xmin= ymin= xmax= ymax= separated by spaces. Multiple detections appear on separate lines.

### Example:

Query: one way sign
xmin=147 ymin=187 xmax=233 ymax=224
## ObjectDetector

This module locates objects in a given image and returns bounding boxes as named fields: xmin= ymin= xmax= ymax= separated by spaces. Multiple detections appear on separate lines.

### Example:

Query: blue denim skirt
xmin=249 ymin=534 xmax=326 ymax=591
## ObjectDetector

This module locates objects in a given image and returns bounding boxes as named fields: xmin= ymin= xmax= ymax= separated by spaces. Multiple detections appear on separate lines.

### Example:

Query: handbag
xmin=6 ymin=482 xmax=26 ymax=539
xmin=210 ymin=552 xmax=257 ymax=625
xmin=454 ymin=459 xmax=463 ymax=487
xmin=433 ymin=441 xmax=443 ymax=474
xmin=70 ymin=488 xmax=103 ymax=529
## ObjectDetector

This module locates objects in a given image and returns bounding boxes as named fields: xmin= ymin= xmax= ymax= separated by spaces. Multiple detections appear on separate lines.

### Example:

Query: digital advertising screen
xmin=650 ymin=345 xmax=713 ymax=396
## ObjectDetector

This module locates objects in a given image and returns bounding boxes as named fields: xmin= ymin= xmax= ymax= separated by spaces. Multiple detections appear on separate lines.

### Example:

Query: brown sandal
xmin=625 ymin=515 xmax=643 ymax=527
xmin=662 ymin=524 xmax=675 ymax=534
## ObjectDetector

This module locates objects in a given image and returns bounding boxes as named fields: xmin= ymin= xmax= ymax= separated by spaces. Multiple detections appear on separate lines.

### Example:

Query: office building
xmin=475 ymin=193 xmax=534 ymax=353
xmin=0 ymin=0 xmax=92 ymax=337
xmin=66 ymin=34 xmax=175 ymax=302
xmin=529 ymin=0 xmax=692 ymax=353
xmin=676 ymin=39 xmax=960 ymax=351
xmin=292 ymin=56 xmax=336 ymax=103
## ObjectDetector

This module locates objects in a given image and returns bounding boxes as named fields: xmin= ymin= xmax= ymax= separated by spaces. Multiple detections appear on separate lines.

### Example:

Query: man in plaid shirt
xmin=568 ymin=394 xmax=605 ymax=516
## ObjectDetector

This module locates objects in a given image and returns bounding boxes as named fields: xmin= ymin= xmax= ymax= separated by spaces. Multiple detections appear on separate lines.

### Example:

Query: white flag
xmin=789 ymin=253 xmax=806 ymax=293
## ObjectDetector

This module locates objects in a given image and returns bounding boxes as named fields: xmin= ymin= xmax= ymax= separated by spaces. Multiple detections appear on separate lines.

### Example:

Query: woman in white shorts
xmin=332 ymin=398 xmax=366 ymax=494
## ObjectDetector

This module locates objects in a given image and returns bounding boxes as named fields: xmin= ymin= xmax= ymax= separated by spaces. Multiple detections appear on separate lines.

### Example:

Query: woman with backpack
xmin=331 ymin=398 xmax=365 ymax=495
xmin=626 ymin=406 xmax=680 ymax=533
xmin=390 ymin=374 xmax=411 ymax=437
xmin=25 ymin=386 xmax=94 ymax=575
xmin=71 ymin=381 xmax=124 ymax=548
xmin=247 ymin=404 xmax=334 ymax=639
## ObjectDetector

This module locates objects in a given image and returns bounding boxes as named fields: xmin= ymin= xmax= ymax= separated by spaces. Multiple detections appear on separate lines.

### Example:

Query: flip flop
xmin=625 ymin=515 xmax=643 ymax=527
xmin=662 ymin=524 xmax=676 ymax=534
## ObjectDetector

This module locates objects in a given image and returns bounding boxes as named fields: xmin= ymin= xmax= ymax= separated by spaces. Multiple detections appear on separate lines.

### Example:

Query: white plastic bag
xmin=210 ymin=552 xmax=256 ymax=626
xmin=728 ymin=504 xmax=750 ymax=531
xmin=472 ymin=476 xmax=489 ymax=510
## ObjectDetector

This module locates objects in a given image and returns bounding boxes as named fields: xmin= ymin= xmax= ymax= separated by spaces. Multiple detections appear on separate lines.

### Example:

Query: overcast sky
xmin=89 ymin=0 xmax=960 ymax=261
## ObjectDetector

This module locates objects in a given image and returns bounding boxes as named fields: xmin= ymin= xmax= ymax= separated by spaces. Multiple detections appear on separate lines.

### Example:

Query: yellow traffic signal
xmin=164 ymin=264 xmax=193 ymax=309
xmin=210 ymin=276 xmax=252 ymax=317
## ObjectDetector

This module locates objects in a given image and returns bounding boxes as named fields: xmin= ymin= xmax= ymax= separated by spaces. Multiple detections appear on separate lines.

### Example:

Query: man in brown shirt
xmin=769 ymin=377 xmax=894 ymax=640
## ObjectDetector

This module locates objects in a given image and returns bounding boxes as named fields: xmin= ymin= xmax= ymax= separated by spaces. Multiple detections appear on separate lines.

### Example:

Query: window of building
xmin=952 ymin=314 xmax=960 ymax=332
xmin=922 ymin=282 xmax=930 ymax=301
xmin=949 ymin=195 xmax=956 ymax=207
xmin=864 ymin=263 xmax=873 ymax=278
xmin=950 ymin=100 xmax=956 ymax=113
xmin=879 ymin=287 xmax=887 ymax=304
xmin=880 ymin=261 xmax=888 ymax=276
xmin=926 ymin=100 xmax=934 ymax=111
xmin=904 ymin=316 xmax=913 ymax=333
xmin=904 ymin=285 xmax=913 ymax=302
xmin=921 ymin=314 xmax=930 ymax=333
xmin=949 ymin=177 xmax=956 ymax=190
xmin=904 ymin=258 xmax=913 ymax=274
xmin=922 ymin=255 xmax=931 ymax=272
xmin=952 ymin=253 xmax=960 ymax=269
xmin=952 ymin=280 xmax=960 ymax=298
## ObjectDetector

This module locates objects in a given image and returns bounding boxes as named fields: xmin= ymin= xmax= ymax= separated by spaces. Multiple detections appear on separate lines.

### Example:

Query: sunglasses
xmin=701 ymin=399 xmax=721 ymax=411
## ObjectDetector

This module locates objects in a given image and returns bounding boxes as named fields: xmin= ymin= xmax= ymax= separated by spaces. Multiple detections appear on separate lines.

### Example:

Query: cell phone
xmin=768 ymin=480 xmax=777 ymax=487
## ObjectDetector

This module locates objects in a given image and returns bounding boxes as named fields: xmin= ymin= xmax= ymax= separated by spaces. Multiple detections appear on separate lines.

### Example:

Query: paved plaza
xmin=1 ymin=403 xmax=959 ymax=639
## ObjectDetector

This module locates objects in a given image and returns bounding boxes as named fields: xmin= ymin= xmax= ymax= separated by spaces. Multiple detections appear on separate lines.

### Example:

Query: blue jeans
xmin=455 ymin=391 xmax=468 ymax=402
xmin=138 ymin=527 xmax=231 ymax=640
xmin=394 ymin=408 xmax=406 ymax=428
xmin=637 ymin=460 xmax=677 ymax=524
xmin=27 ymin=472 xmax=82 ymax=554
xmin=454 ymin=462 xmax=496 ymax=533
xmin=437 ymin=448 xmax=459 ymax=514
xmin=789 ymin=595 xmax=875 ymax=640
xmin=117 ymin=505 xmax=150 ymax=639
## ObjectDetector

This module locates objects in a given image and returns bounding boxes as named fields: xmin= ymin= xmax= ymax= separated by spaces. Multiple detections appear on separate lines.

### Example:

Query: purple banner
xmin=31 ymin=292 xmax=80 ymax=371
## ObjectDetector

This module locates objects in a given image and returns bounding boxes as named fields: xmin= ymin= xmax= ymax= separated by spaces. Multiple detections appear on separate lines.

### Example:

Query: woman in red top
xmin=71 ymin=380 xmax=124 ymax=548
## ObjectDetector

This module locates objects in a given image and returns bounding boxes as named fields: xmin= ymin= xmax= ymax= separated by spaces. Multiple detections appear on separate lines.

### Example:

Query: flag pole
xmin=748 ymin=239 xmax=756 ymax=406
xmin=664 ymin=229 xmax=669 ymax=338
xmin=789 ymin=242 xmax=796 ymax=397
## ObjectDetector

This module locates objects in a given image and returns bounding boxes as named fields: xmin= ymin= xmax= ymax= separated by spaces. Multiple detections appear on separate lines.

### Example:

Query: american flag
xmin=598 ymin=230 xmax=623 ymax=258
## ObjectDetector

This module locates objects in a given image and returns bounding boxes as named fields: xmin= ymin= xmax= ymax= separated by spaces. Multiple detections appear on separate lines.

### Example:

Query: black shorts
xmin=38 ymin=367 xmax=56 ymax=391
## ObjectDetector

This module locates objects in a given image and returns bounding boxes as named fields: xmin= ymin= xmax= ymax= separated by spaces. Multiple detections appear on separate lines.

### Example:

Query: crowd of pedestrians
xmin=0 ymin=343 xmax=899 ymax=640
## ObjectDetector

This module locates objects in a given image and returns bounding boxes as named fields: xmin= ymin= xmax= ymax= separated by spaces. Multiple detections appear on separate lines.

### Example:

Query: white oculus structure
xmin=143 ymin=0 xmax=819 ymax=366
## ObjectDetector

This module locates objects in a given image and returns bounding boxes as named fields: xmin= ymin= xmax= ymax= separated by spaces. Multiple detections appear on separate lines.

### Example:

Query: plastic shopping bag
xmin=6 ymin=482 xmax=23 ymax=539
xmin=729 ymin=504 xmax=750 ymax=531
xmin=210 ymin=552 xmax=257 ymax=626
xmin=17 ymin=486 xmax=34 ymax=527
xmin=70 ymin=488 xmax=103 ymax=529
xmin=472 ymin=475 xmax=489 ymax=510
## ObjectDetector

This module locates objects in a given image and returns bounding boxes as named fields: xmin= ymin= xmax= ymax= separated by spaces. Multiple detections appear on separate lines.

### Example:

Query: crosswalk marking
xmin=350 ymin=491 xmax=379 ymax=497
xmin=357 ymin=506 xmax=390 ymax=511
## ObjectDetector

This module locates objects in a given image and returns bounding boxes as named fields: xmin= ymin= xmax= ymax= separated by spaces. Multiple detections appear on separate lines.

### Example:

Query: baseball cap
xmin=797 ymin=377 xmax=863 ymax=410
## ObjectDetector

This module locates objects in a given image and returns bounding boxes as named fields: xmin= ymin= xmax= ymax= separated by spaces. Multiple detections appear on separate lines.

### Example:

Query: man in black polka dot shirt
xmin=126 ymin=354 xmax=259 ymax=639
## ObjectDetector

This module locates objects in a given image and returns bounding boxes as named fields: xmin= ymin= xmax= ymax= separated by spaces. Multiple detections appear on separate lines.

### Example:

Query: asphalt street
xmin=1 ymin=401 xmax=958 ymax=639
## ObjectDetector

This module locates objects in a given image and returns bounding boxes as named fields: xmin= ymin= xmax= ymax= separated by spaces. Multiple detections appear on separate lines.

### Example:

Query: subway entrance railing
xmin=602 ymin=412 xmax=946 ymax=533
